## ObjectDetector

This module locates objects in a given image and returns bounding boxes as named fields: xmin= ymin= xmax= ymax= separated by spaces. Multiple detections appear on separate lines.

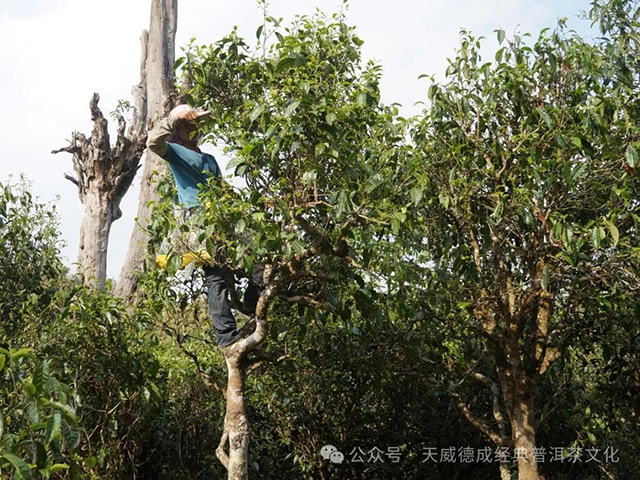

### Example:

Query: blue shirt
xmin=165 ymin=142 xmax=222 ymax=207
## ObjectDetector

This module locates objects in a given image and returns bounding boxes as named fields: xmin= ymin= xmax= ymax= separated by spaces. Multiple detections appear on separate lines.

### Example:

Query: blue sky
xmin=0 ymin=0 xmax=595 ymax=279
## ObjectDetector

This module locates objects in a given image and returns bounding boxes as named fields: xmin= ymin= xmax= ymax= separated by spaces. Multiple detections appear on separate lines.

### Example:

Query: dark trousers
xmin=203 ymin=264 xmax=265 ymax=347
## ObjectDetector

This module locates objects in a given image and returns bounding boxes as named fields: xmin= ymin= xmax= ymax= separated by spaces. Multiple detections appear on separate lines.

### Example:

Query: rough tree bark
xmin=216 ymin=271 xmax=282 ymax=480
xmin=52 ymin=88 xmax=147 ymax=288
xmin=114 ymin=0 xmax=178 ymax=298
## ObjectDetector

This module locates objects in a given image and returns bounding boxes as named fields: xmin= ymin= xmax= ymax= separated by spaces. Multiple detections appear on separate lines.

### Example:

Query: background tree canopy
xmin=1 ymin=1 xmax=639 ymax=479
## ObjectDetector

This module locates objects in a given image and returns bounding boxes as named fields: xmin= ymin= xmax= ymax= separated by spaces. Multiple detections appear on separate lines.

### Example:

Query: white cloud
xmin=0 ymin=0 xmax=593 ymax=279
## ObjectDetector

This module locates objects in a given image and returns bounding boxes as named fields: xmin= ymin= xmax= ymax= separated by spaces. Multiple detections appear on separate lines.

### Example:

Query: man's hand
xmin=169 ymin=106 xmax=211 ymax=124
xmin=173 ymin=108 xmax=201 ymax=122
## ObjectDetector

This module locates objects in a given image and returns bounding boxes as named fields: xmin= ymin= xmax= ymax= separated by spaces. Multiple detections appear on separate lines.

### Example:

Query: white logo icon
xmin=320 ymin=445 xmax=344 ymax=464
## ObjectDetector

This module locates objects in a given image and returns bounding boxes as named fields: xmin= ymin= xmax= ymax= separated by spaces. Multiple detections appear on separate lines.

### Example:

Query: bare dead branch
xmin=63 ymin=173 xmax=80 ymax=187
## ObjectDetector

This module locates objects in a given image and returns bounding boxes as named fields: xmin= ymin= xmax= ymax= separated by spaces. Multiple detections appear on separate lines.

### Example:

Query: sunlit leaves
xmin=283 ymin=99 xmax=300 ymax=117
xmin=626 ymin=144 xmax=638 ymax=168
xmin=410 ymin=187 xmax=423 ymax=206
xmin=1 ymin=452 xmax=33 ymax=480
xmin=174 ymin=9 xmax=411 ymax=281
xmin=249 ymin=105 xmax=264 ymax=123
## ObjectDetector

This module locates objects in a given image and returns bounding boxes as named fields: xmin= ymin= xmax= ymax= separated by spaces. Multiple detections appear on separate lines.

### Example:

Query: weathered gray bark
xmin=216 ymin=270 xmax=280 ymax=480
xmin=114 ymin=0 xmax=178 ymax=298
xmin=53 ymin=91 xmax=147 ymax=288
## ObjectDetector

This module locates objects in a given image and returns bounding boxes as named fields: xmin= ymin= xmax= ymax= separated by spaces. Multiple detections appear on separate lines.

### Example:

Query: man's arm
xmin=147 ymin=107 xmax=205 ymax=157
xmin=146 ymin=116 xmax=179 ymax=158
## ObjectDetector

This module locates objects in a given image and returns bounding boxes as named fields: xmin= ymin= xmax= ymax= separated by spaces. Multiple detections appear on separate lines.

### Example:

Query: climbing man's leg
xmin=203 ymin=264 xmax=242 ymax=347
xmin=243 ymin=263 xmax=266 ymax=314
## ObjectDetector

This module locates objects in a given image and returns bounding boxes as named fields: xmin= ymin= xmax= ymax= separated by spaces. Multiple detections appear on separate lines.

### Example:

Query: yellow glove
xmin=156 ymin=250 xmax=213 ymax=269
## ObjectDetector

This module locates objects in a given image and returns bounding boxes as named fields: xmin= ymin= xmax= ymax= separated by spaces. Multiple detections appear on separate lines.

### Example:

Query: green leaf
xmin=626 ymin=144 xmax=638 ymax=168
xmin=46 ymin=413 xmax=61 ymax=444
xmin=23 ymin=383 xmax=36 ymax=396
xmin=410 ymin=187 xmax=423 ymax=206
xmin=591 ymin=226 xmax=602 ymax=250
xmin=391 ymin=218 xmax=400 ymax=235
xmin=0 ymin=354 xmax=5 ymax=372
xmin=438 ymin=193 xmax=450 ymax=209
xmin=173 ymin=57 xmax=185 ymax=70
xmin=556 ymin=136 xmax=568 ymax=149
xmin=325 ymin=112 xmax=336 ymax=126
xmin=35 ymin=442 xmax=47 ymax=470
xmin=167 ymin=254 xmax=182 ymax=276
xmin=566 ymin=223 xmax=574 ymax=245
xmin=284 ymin=99 xmax=301 ymax=117
xmin=491 ymin=200 xmax=504 ymax=221
xmin=85 ymin=456 xmax=97 ymax=469
xmin=33 ymin=360 xmax=49 ymax=396
xmin=606 ymin=220 xmax=619 ymax=247
xmin=226 ymin=157 xmax=246 ymax=172
xmin=249 ymin=105 xmax=264 ymax=123
xmin=25 ymin=403 xmax=39 ymax=425
xmin=62 ymin=422 xmax=80 ymax=449
xmin=1 ymin=452 xmax=33 ymax=480
xmin=276 ymin=57 xmax=295 ymax=72
xmin=47 ymin=401 xmax=76 ymax=425
xmin=541 ymin=266 xmax=549 ymax=292
xmin=537 ymin=107 xmax=552 ymax=128
xmin=394 ymin=211 xmax=407 ymax=223
xmin=256 ymin=25 xmax=264 ymax=39
xmin=496 ymin=29 xmax=505 ymax=44
xmin=205 ymin=238 xmax=218 ymax=261
xmin=11 ymin=349 xmax=34 ymax=362
xmin=352 ymin=36 xmax=364 ymax=46
xmin=571 ymin=137 xmax=582 ymax=149
xmin=570 ymin=163 xmax=585 ymax=183
xmin=47 ymin=464 xmax=69 ymax=474
xmin=302 ymin=170 xmax=317 ymax=185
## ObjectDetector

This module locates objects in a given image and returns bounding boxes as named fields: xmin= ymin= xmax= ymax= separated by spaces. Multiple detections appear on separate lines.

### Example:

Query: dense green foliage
xmin=1 ymin=1 xmax=639 ymax=479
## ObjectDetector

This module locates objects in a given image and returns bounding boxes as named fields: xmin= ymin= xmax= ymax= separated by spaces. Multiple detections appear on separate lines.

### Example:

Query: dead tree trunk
xmin=114 ymin=0 xmax=178 ymax=299
xmin=52 ymin=92 xmax=147 ymax=288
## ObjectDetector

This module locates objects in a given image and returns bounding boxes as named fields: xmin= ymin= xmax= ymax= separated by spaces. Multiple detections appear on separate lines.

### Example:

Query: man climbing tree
xmin=155 ymin=10 xmax=415 ymax=479
xmin=147 ymin=104 xmax=265 ymax=349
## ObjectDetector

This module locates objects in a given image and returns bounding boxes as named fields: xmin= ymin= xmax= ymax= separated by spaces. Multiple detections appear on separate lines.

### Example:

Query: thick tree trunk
xmin=114 ymin=0 xmax=178 ymax=299
xmin=512 ymin=389 xmax=540 ymax=480
xmin=216 ymin=275 xmax=279 ymax=480
xmin=77 ymin=193 xmax=117 ymax=288
xmin=218 ymin=347 xmax=251 ymax=480
xmin=53 ymin=90 xmax=147 ymax=288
